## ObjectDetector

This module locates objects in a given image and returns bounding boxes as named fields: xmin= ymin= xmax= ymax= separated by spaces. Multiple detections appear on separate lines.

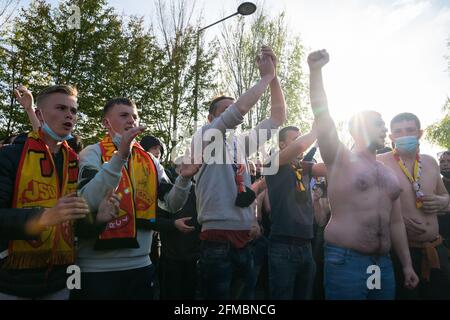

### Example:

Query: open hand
xmin=96 ymin=189 xmax=121 ymax=224
xmin=14 ymin=85 xmax=34 ymax=110
xmin=174 ymin=217 xmax=195 ymax=233
xmin=117 ymin=126 xmax=146 ymax=159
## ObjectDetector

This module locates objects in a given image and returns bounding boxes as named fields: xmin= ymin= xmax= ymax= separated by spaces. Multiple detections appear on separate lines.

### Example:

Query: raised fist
xmin=307 ymin=49 xmax=329 ymax=70
xmin=256 ymin=50 xmax=275 ymax=81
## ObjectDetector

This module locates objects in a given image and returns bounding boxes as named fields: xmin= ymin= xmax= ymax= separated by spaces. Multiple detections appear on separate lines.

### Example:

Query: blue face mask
xmin=42 ymin=123 xmax=73 ymax=142
xmin=112 ymin=133 xmax=122 ymax=147
xmin=106 ymin=118 xmax=122 ymax=146
xmin=394 ymin=136 xmax=419 ymax=154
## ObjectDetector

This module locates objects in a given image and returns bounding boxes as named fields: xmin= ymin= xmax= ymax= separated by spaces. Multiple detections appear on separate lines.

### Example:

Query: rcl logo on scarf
xmin=21 ymin=180 xmax=57 ymax=203
xmin=107 ymin=215 xmax=130 ymax=230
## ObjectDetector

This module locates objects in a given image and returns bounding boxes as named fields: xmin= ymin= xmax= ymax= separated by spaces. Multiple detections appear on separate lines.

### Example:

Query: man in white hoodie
xmin=73 ymin=97 xmax=199 ymax=300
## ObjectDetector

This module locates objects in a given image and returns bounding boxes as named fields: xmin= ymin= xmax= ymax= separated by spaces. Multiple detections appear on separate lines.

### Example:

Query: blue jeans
xmin=324 ymin=244 xmax=395 ymax=300
xmin=268 ymin=240 xmax=316 ymax=300
xmin=200 ymin=241 xmax=256 ymax=300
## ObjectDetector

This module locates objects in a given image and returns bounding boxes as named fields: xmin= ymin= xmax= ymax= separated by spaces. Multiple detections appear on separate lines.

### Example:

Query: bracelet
xmin=312 ymin=105 xmax=328 ymax=117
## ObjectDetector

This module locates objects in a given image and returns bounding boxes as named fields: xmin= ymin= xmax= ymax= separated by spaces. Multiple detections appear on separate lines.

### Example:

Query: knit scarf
xmin=4 ymin=130 xmax=78 ymax=269
xmin=96 ymin=135 xmax=158 ymax=250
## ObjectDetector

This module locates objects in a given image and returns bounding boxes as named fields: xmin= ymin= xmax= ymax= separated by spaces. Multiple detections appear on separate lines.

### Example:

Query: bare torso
xmin=325 ymin=152 xmax=401 ymax=254
xmin=378 ymin=152 xmax=439 ymax=243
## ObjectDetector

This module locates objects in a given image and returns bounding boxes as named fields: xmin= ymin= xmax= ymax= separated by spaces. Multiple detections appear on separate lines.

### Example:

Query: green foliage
xmin=426 ymin=98 xmax=450 ymax=149
xmin=0 ymin=0 xmax=217 ymax=158
xmin=218 ymin=8 xmax=311 ymax=132
xmin=0 ymin=0 xmax=308 ymax=162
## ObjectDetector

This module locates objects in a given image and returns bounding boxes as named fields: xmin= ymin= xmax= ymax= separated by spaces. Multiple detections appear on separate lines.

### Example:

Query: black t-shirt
xmin=438 ymin=179 xmax=450 ymax=240
xmin=266 ymin=161 xmax=314 ymax=240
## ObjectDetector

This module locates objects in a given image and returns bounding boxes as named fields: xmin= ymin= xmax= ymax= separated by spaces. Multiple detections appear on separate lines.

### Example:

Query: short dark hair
xmin=208 ymin=95 xmax=235 ymax=115
xmin=103 ymin=97 xmax=136 ymax=116
xmin=439 ymin=150 xmax=450 ymax=160
xmin=67 ymin=134 xmax=84 ymax=154
xmin=279 ymin=126 xmax=299 ymax=143
xmin=36 ymin=85 xmax=78 ymax=107
xmin=390 ymin=112 xmax=421 ymax=130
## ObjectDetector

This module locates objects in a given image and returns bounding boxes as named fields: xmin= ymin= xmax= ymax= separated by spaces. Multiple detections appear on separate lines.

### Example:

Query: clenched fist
xmin=307 ymin=49 xmax=330 ymax=70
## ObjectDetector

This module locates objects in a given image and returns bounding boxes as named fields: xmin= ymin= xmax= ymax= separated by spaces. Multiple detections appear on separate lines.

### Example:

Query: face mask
xmin=106 ymin=118 xmax=122 ymax=146
xmin=112 ymin=133 xmax=122 ymax=147
xmin=441 ymin=170 xmax=450 ymax=179
xmin=394 ymin=136 xmax=418 ymax=154
xmin=42 ymin=123 xmax=73 ymax=142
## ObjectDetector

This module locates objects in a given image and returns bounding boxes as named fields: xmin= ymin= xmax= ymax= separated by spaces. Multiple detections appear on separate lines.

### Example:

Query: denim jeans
xmin=324 ymin=244 xmax=395 ymax=300
xmin=268 ymin=240 xmax=316 ymax=300
xmin=199 ymin=241 xmax=256 ymax=300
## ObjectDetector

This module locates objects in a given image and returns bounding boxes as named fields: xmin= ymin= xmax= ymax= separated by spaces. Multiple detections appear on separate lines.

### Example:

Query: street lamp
xmin=193 ymin=2 xmax=256 ymax=131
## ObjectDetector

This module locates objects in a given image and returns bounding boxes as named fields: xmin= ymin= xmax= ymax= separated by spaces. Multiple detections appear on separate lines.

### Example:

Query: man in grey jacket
xmin=73 ymin=97 xmax=199 ymax=300
xmin=192 ymin=46 xmax=286 ymax=299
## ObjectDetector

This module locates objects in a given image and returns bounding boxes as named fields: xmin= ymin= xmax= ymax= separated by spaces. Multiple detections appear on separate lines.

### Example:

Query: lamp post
xmin=193 ymin=2 xmax=256 ymax=132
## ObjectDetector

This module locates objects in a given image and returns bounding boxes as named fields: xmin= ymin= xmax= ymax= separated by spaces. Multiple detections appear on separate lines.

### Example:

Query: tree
xmin=218 ymin=8 xmax=311 ymax=132
xmin=426 ymin=98 xmax=450 ymax=149
xmin=0 ymin=0 xmax=168 ymax=145
xmin=0 ymin=0 xmax=19 ymax=29
xmin=0 ymin=0 xmax=128 ymax=140
xmin=151 ymin=0 xmax=218 ymax=162
xmin=426 ymin=38 xmax=450 ymax=150
xmin=0 ymin=0 xmax=218 ymax=154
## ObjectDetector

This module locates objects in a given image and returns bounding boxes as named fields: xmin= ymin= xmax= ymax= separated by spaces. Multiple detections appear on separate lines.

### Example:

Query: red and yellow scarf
xmin=96 ymin=135 xmax=158 ymax=249
xmin=4 ymin=130 xmax=78 ymax=269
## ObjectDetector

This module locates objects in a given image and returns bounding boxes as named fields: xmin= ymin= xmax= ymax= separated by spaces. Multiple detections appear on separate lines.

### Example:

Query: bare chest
xmin=389 ymin=159 xmax=437 ymax=203
xmin=330 ymin=160 xmax=401 ymax=200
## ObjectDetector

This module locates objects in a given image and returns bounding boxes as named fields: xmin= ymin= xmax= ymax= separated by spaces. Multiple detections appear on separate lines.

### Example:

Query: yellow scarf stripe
xmin=393 ymin=150 xmax=423 ymax=209
xmin=98 ymin=135 xmax=158 ymax=242
xmin=5 ymin=131 xmax=77 ymax=270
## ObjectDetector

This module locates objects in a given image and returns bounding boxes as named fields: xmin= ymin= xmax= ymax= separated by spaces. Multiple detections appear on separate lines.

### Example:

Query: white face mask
xmin=106 ymin=118 xmax=122 ymax=145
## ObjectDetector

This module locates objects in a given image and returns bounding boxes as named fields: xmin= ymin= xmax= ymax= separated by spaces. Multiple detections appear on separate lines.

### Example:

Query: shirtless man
xmin=308 ymin=49 xmax=418 ymax=300
xmin=378 ymin=113 xmax=450 ymax=299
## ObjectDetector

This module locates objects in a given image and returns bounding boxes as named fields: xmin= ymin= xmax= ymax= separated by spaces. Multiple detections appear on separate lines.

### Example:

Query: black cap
xmin=140 ymin=135 xmax=164 ymax=156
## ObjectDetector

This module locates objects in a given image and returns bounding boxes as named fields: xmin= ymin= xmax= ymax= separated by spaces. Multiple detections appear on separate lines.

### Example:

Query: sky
xmin=19 ymin=0 xmax=450 ymax=157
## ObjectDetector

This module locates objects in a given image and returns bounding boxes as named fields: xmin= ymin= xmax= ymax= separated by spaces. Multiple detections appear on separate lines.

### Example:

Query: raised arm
xmin=262 ymin=46 xmax=287 ymax=127
xmin=14 ymin=85 xmax=41 ymax=132
xmin=278 ymin=127 xmax=316 ymax=166
xmin=234 ymin=47 xmax=275 ymax=117
xmin=308 ymin=50 xmax=344 ymax=166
